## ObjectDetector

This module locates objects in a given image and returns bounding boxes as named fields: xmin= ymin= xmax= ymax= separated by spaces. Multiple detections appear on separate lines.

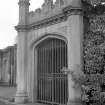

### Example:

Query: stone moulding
xmin=15 ymin=6 xmax=82 ymax=32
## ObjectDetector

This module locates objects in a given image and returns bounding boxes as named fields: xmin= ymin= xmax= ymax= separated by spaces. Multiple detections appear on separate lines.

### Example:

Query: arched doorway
xmin=36 ymin=38 xmax=68 ymax=105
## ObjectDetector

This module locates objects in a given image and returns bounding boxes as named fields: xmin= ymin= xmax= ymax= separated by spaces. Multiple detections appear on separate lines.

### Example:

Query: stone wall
xmin=0 ymin=44 xmax=17 ymax=86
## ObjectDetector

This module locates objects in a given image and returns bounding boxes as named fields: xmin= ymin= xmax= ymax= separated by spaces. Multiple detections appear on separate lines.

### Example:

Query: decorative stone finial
xmin=42 ymin=0 xmax=53 ymax=13
xmin=18 ymin=0 xmax=30 ymax=6
xmin=18 ymin=0 xmax=30 ymax=25
xmin=35 ymin=8 xmax=41 ymax=13
xmin=55 ymin=0 xmax=64 ymax=5
xmin=55 ymin=0 xmax=64 ymax=8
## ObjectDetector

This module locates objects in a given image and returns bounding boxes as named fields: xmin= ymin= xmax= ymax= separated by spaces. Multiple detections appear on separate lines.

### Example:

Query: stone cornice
xmin=15 ymin=6 xmax=82 ymax=32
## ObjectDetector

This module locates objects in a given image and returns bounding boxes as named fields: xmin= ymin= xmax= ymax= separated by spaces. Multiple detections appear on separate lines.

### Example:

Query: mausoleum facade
xmin=15 ymin=0 xmax=83 ymax=105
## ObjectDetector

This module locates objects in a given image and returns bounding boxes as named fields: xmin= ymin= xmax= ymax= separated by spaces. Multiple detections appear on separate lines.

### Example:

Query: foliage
xmin=82 ymin=0 xmax=105 ymax=16
xmin=83 ymin=0 xmax=105 ymax=6
xmin=82 ymin=1 xmax=105 ymax=105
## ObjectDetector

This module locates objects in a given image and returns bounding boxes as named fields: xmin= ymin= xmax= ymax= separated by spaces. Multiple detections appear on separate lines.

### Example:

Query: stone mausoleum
xmin=0 ymin=45 xmax=17 ymax=86
xmin=15 ymin=0 xmax=83 ymax=104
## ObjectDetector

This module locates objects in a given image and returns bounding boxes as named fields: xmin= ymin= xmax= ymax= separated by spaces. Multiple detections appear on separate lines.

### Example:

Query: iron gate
xmin=37 ymin=38 xmax=68 ymax=105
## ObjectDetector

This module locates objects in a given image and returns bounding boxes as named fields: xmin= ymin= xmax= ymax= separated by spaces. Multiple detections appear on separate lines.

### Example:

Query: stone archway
xmin=35 ymin=38 xmax=68 ymax=105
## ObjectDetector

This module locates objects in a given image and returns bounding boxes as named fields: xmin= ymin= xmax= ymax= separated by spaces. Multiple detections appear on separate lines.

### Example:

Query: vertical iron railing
xmin=37 ymin=39 xmax=68 ymax=105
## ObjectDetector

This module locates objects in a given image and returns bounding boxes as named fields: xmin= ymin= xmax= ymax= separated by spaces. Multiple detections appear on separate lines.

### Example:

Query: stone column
xmin=13 ymin=45 xmax=17 ymax=86
xmin=15 ymin=0 xmax=30 ymax=103
xmin=66 ymin=0 xmax=83 ymax=104
xmin=15 ymin=32 xmax=28 ymax=103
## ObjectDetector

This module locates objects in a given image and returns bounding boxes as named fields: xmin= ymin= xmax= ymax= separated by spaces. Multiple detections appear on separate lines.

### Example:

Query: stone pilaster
xmin=15 ymin=32 xmax=28 ymax=104
xmin=67 ymin=66 xmax=82 ymax=105
xmin=66 ymin=0 xmax=83 ymax=104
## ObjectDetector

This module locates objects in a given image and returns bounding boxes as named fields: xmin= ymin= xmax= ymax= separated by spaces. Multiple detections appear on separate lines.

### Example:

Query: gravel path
xmin=0 ymin=87 xmax=16 ymax=99
xmin=0 ymin=101 xmax=11 ymax=105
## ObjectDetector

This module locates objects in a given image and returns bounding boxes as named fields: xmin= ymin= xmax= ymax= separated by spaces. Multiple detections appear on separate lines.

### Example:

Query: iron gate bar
xmin=43 ymin=48 xmax=44 ymax=101
xmin=54 ymin=40 xmax=57 ymax=100
xmin=44 ymin=47 xmax=46 ymax=101
xmin=41 ymin=48 xmax=42 ymax=101
xmin=52 ymin=40 xmax=54 ymax=103
xmin=41 ymin=48 xmax=43 ymax=101
xmin=41 ymin=48 xmax=42 ymax=100
xmin=61 ymin=49 xmax=63 ymax=103
xmin=63 ymin=45 xmax=65 ymax=103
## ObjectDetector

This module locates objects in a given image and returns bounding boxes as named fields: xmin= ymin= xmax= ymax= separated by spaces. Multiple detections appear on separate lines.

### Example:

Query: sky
xmin=0 ymin=0 xmax=45 ymax=49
